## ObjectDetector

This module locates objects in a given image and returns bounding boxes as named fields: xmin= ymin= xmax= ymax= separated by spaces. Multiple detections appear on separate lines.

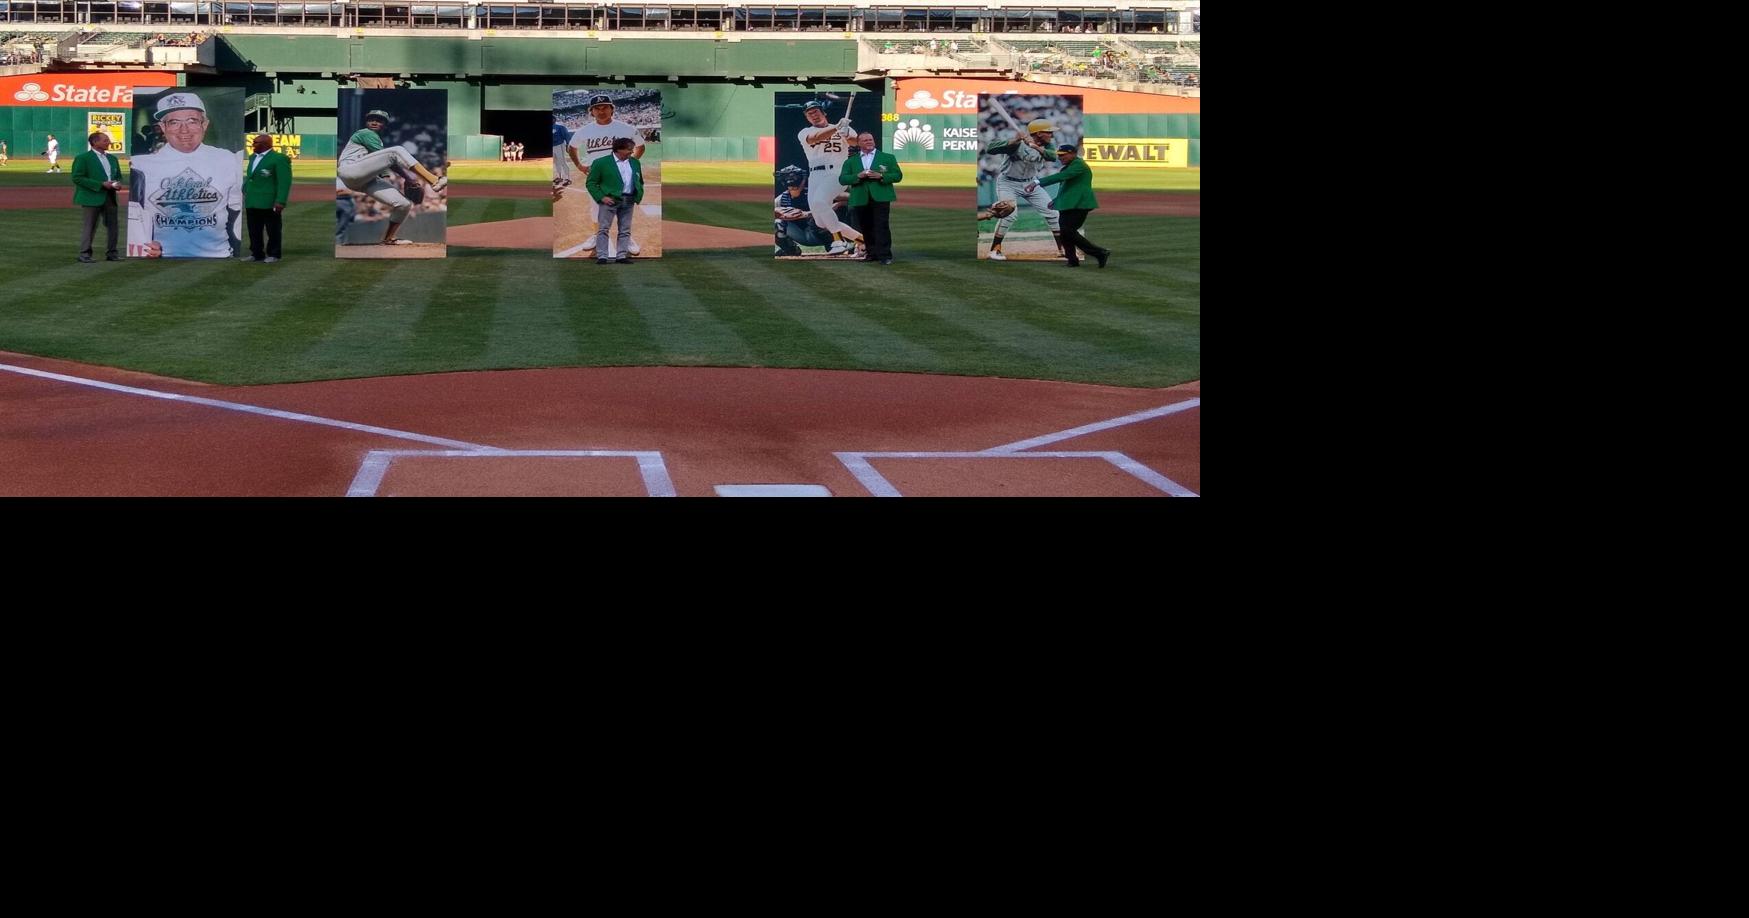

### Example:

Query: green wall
xmin=0 ymin=106 xmax=133 ymax=166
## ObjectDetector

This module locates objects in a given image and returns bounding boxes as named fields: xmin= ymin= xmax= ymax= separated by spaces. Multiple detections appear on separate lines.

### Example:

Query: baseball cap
xmin=153 ymin=92 xmax=206 ymax=121
xmin=803 ymin=101 xmax=825 ymax=112
xmin=365 ymin=109 xmax=390 ymax=122
xmin=1027 ymin=119 xmax=1055 ymax=134
xmin=589 ymin=94 xmax=614 ymax=107
xmin=1056 ymin=144 xmax=1077 ymax=154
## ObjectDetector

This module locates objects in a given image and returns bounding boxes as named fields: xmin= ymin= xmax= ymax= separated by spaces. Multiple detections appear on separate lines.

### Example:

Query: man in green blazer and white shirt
xmin=1036 ymin=144 xmax=1109 ymax=268
xmin=243 ymin=133 xmax=294 ymax=262
xmin=838 ymin=131 xmax=903 ymax=264
xmin=71 ymin=132 xmax=123 ymax=263
xmin=584 ymin=136 xmax=644 ymax=263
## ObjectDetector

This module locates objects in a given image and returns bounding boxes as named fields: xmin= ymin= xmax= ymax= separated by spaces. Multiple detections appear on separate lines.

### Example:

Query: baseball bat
xmin=986 ymin=94 xmax=1028 ymax=137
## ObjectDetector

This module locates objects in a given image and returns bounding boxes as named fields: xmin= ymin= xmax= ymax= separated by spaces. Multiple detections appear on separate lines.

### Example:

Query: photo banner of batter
xmin=335 ymin=88 xmax=448 ymax=259
xmin=126 ymin=86 xmax=244 ymax=259
xmin=773 ymin=90 xmax=878 ymax=259
xmin=976 ymin=93 xmax=1084 ymax=262
xmin=551 ymin=88 xmax=662 ymax=259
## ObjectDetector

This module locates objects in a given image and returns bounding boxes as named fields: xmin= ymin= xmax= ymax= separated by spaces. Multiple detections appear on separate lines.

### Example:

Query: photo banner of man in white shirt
xmin=773 ymin=89 xmax=879 ymax=260
xmin=126 ymin=86 xmax=245 ymax=258
xmin=551 ymin=88 xmax=662 ymax=259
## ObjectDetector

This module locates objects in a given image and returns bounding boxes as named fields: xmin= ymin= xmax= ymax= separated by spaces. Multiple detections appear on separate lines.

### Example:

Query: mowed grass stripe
xmin=384 ymin=251 xmax=502 ymax=371
xmin=596 ymin=258 xmax=755 ymax=364
xmin=484 ymin=254 xmax=582 ymax=367
xmin=718 ymin=257 xmax=948 ymax=371
xmin=681 ymin=258 xmax=871 ymax=370
xmin=556 ymin=253 xmax=665 ymax=365
xmin=295 ymin=255 xmax=462 ymax=375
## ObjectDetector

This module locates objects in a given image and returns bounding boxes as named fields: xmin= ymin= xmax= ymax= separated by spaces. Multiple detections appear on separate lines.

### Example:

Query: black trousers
xmin=855 ymin=200 xmax=892 ymax=259
xmin=79 ymin=197 xmax=118 ymax=258
xmin=1057 ymin=208 xmax=1107 ymax=266
xmin=247 ymin=207 xmax=283 ymax=259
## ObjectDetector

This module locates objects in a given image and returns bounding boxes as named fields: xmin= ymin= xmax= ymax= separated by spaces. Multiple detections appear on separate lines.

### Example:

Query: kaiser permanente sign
xmin=890 ymin=78 xmax=1199 ymax=167
xmin=3 ymin=72 xmax=178 ymax=107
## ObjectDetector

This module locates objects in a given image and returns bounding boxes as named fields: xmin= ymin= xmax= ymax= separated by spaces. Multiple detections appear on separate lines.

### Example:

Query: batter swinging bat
xmin=986 ymin=94 xmax=1028 ymax=138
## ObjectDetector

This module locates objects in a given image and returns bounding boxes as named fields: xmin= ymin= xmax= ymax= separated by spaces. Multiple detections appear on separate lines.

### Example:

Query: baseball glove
xmin=978 ymin=199 xmax=1017 ymax=221
xmin=404 ymin=181 xmax=426 ymax=205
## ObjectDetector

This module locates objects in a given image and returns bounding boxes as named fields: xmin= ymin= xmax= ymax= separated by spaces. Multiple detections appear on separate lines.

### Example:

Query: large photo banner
xmin=126 ymin=86 xmax=244 ymax=258
xmin=977 ymin=93 xmax=1083 ymax=262
xmin=773 ymin=90 xmax=878 ymax=260
xmin=335 ymin=88 xmax=448 ymax=258
xmin=551 ymin=89 xmax=662 ymax=259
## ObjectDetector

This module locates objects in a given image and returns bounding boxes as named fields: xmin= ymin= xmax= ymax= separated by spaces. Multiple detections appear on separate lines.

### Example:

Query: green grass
xmin=0 ymin=196 xmax=1198 ymax=389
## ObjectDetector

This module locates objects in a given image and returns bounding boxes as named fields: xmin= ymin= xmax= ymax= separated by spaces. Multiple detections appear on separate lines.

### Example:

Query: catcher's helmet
xmin=774 ymin=165 xmax=807 ymax=184
xmin=365 ymin=109 xmax=390 ymax=122
xmin=588 ymin=94 xmax=614 ymax=108
xmin=1027 ymin=119 xmax=1055 ymax=134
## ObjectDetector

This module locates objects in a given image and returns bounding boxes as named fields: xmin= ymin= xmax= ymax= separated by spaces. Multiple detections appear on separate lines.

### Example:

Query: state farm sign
xmin=2 ymin=73 xmax=178 ymax=108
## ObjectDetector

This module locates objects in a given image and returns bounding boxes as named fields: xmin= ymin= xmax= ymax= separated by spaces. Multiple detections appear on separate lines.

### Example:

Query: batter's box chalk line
xmin=346 ymin=449 xmax=677 ymax=498
xmin=835 ymin=398 xmax=1200 ymax=498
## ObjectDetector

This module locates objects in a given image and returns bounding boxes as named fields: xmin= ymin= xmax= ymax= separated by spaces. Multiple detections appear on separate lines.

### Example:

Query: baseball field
xmin=1 ymin=159 xmax=1200 ymax=497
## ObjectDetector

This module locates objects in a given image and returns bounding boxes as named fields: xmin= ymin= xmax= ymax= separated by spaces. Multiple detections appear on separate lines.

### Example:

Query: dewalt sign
xmin=1081 ymin=138 xmax=1190 ymax=168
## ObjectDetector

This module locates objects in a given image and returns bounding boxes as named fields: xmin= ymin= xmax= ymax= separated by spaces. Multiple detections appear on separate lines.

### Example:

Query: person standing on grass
xmin=838 ymin=131 xmax=902 ymax=265
xmin=1036 ymin=144 xmax=1110 ymax=268
xmin=585 ymin=136 xmax=643 ymax=265
xmin=71 ymin=132 xmax=123 ymax=263
xmin=45 ymin=133 xmax=60 ymax=172
xmin=243 ymin=133 xmax=293 ymax=263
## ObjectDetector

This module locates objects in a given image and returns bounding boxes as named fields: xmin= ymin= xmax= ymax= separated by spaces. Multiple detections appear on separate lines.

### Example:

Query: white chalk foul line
xmin=344 ymin=449 xmax=677 ymax=498
xmin=1 ymin=362 xmax=498 ymax=451
xmin=984 ymin=398 xmax=1201 ymax=454
xmin=835 ymin=450 xmax=1197 ymax=498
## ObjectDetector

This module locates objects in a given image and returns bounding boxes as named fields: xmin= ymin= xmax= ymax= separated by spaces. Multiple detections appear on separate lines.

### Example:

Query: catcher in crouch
xmin=337 ymin=109 xmax=448 ymax=245
xmin=773 ymin=164 xmax=858 ymax=256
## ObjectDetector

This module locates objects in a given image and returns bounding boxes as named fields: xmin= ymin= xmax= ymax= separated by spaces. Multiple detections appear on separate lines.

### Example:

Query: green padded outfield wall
xmin=0 ymin=106 xmax=135 ymax=166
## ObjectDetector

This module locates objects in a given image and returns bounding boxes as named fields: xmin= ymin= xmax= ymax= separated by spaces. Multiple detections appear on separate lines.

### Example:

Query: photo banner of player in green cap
xmin=551 ymin=88 xmax=663 ymax=259
xmin=772 ymin=91 xmax=878 ymax=260
xmin=126 ymin=86 xmax=245 ymax=259
xmin=977 ymin=93 xmax=1083 ymax=263
xmin=335 ymin=88 xmax=449 ymax=259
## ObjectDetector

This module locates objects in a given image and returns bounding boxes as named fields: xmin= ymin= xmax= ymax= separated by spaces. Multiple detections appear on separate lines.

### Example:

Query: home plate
xmin=715 ymin=484 xmax=832 ymax=497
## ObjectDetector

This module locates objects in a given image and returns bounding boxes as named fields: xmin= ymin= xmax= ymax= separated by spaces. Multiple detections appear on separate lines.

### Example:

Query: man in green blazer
xmin=243 ymin=133 xmax=294 ymax=262
xmin=584 ymin=136 xmax=644 ymax=263
xmin=71 ymin=132 xmax=124 ymax=263
xmin=838 ymin=131 xmax=903 ymax=264
xmin=1037 ymin=144 xmax=1110 ymax=268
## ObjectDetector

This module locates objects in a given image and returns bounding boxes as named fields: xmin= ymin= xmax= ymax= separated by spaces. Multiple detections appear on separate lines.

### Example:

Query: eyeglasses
xmin=161 ymin=118 xmax=206 ymax=129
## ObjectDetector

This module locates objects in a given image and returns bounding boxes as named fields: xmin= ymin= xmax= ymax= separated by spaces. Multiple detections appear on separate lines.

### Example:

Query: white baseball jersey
xmin=797 ymin=121 xmax=854 ymax=172
xmin=569 ymin=118 xmax=642 ymax=165
xmin=46 ymin=137 xmax=58 ymax=161
xmin=127 ymin=143 xmax=242 ymax=258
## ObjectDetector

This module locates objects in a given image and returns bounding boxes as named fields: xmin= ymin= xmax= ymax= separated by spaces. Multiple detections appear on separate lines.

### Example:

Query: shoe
xmin=988 ymin=250 xmax=1006 ymax=261
xmin=826 ymin=241 xmax=852 ymax=256
xmin=628 ymin=240 xmax=641 ymax=256
xmin=881 ymin=258 xmax=893 ymax=265
xmin=615 ymin=256 xmax=630 ymax=264
xmin=430 ymin=176 xmax=449 ymax=192
xmin=77 ymin=254 xmax=94 ymax=263
xmin=106 ymin=254 xmax=120 ymax=261
xmin=1064 ymin=262 xmax=1080 ymax=267
xmin=264 ymin=256 xmax=279 ymax=263
xmin=581 ymin=237 xmax=597 ymax=251
xmin=597 ymin=258 xmax=610 ymax=265
xmin=382 ymin=238 xmax=412 ymax=245
xmin=1095 ymin=250 xmax=1110 ymax=269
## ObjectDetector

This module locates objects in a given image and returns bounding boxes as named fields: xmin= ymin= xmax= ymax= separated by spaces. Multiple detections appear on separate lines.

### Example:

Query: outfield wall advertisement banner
xmin=773 ymin=90 xmax=880 ymax=259
xmin=126 ymin=86 xmax=244 ymax=260
xmin=336 ymin=88 xmax=448 ymax=259
xmin=1081 ymin=138 xmax=1190 ymax=168
xmin=3 ymin=72 xmax=177 ymax=107
xmin=551 ymin=88 xmax=663 ymax=260
xmin=978 ymin=93 xmax=1082 ymax=263
xmin=243 ymin=133 xmax=305 ymax=160
xmin=890 ymin=78 xmax=1199 ymax=166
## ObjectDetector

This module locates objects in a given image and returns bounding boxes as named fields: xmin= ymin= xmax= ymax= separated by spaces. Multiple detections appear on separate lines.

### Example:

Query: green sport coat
xmin=838 ymin=150 xmax=903 ymax=206
xmin=70 ymin=149 xmax=123 ymax=206
xmin=243 ymin=149 xmax=293 ymax=209
xmin=1037 ymin=156 xmax=1099 ymax=211
xmin=585 ymin=154 xmax=644 ymax=205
